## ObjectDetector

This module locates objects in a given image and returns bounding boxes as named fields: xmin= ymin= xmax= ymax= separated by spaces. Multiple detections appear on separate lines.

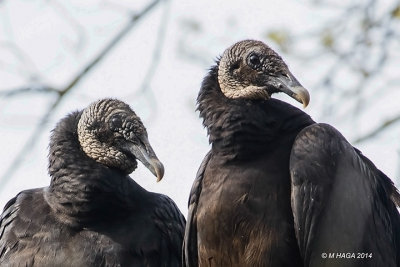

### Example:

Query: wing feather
xmin=183 ymin=151 xmax=212 ymax=267
xmin=290 ymin=123 xmax=400 ymax=267
xmin=153 ymin=194 xmax=186 ymax=266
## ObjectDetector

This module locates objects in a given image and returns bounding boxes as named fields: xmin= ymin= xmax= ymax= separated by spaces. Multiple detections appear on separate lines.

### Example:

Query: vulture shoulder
xmin=183 ymin=151 xmax=212 ymax=267
xmin=152 ymin=193 xmax=186 ymax=266
xmin=1 ymin=98 xmax=185 ymax=267
xmin=0 ymin=188 xmax=56 ymax=265
xmin=0 ymin=188 xmax=186 ymax=267
xmin=0 ymin=193 xmax=19 ymax=259
xmin=290 ymin=123 xmax=400 ymax=267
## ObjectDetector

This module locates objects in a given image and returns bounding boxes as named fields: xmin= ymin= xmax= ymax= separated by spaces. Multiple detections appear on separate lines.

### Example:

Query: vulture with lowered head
xmin=0 ymin=98 xmax=185 ymax=267
xmin=183 ymin=40 xmax=400 ymax=267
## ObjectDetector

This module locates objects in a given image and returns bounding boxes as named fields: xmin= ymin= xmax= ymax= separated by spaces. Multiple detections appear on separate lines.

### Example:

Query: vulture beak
xmin=270 ymin=71 xmax=310 ymax=108
xmin=127 ymin=135 xmax=165 ymax=182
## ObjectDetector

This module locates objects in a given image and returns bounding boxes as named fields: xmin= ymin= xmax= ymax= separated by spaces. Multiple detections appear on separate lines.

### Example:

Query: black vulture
xmin=183 ymin=40 xmax=400 ymax=267
xmin=0 ymin=98 xmax=185 ymax=266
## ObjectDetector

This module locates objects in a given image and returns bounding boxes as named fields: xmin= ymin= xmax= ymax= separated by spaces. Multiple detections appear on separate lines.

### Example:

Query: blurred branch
xmin=176 ymin=1 xmax=400 ymax=147
xmin=0 ymin=96 xmax=62 ymax=190
xmin=126 ymin=0 xmax=170 ymax=120
xmin=48 ymin=0 xmax=87 ymax=52
xmin=62 ymin=0 xmax=162 ymax=96
xmin=0 ymin=0 xmax=163 ymax=189
xmin=0 ymin=41 xmax=39 ymax=79
xmin=101 ymin=1 xmax=138 ymax=15
xmin=277 ymin=0 xmax=400 ymax=138
xmin=0 ymin=85 xmax=59 ymax=97
xmin=353 ymin=114 xmax=400 ymax=144
xmin=177 ymin=19 xmax=210 ymax=66
xmin=0 ymin=4 xmax=14 ymax=40
xmin=137 ymin=0 xmax=170 ymax=95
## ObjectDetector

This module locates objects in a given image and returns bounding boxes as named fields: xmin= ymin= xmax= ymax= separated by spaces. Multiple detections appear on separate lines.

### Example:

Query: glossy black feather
xmin=184 ymin=65 xmax=314 ymax=266
xmin=185 ymin=59 xmax=400 ymax=266
xmin=183 ymin=151 xmax=212 ymax=267
xmin=0 ymin=110 xmax=185 ymax=267
xmin=290 ymin=123 xmax=400 ymax=267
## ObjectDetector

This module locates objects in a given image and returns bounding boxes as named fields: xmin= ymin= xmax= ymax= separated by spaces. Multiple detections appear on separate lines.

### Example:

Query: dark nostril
xmin=231 ymin=61 xmax=240 ymax=70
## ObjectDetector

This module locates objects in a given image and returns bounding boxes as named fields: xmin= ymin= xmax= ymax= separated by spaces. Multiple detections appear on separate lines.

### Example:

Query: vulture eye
xmin=248 ymin=54 xmax=261 ymax=68
xmin=110 ymin=115 xmax=122 ymax=131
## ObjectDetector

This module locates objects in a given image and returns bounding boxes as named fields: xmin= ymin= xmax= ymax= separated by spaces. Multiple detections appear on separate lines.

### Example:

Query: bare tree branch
xmin=0 ymin=41 xmax=39 ymax=79
xmin=0 ymin=95 xmax=62 ymax=190
xmin=100 ymin=1 xmax=138 ymax=15
xmin=0 ymin=85 xmax=59 ymax=97
xmin=48 ymin=0 xmax=87 ymax=52
xmin=0 ymin=0 xmax=164 ymax=189
xmin=353 ymin=114 xmax=400 ymax=144
xmin=137 ymin=0 xmax=170 ymax=95
xmin=60 ymin=0 xmax=163 ymax=96
xmin=125 ymin=0 xmax=171 ymax=119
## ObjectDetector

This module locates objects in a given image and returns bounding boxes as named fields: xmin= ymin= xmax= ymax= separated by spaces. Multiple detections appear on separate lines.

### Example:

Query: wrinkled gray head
xmin=77 ymin=99 xmax=164 ymax=181
xmin=218 ymin=40 xmax=310 ymax=107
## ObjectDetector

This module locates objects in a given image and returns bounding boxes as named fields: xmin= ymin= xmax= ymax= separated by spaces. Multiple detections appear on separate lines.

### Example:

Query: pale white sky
xmin=0 ymin=0 xmax=399 ymax=214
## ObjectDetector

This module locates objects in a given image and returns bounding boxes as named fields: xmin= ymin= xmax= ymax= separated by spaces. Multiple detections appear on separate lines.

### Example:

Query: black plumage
xmin=183 ymin=40 xmax=400 ymax=267
xmin=0 ymin=99 xmax=185 ymax=266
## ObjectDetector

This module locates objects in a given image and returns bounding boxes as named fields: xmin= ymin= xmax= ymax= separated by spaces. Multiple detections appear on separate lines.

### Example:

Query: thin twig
xmin=0 ymin=0 xmax=163 ymax=189
xmin=59 ymin=0 xmax=162 ymax=96
xmin=353 ymin=114 xmax=400 ymax=144
xmin=137 ymin=0 xmax=170 ymax=95
xmin=48 ymin=0 xmax=87 ymax=52
xmin=0 ymin=86 xmax=59 ymax=97
xmin=126 ymin=0 xmax=171 ymax=119
xmin=0 ymin=41 xmax=39 ymax=79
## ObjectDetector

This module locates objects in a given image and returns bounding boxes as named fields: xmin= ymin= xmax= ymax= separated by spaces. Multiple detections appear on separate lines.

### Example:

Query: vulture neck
xmin=197 ymin=65 xmax=314 ymax=161
xmin=45 ymin=111 xmax=142 ymax=226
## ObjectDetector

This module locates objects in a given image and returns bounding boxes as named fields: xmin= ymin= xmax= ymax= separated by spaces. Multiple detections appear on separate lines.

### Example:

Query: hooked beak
xmin=270 ymin=71 xmax=310 ymax=108
xmin=126 ymin=135 xmax=164 ymax=182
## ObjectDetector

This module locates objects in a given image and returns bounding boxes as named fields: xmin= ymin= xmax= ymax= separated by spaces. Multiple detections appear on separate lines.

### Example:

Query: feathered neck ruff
xmin=197 ymin=64 xmax=315 ymax=161
xmin=45 ymin=111 xmax=144 ymax=226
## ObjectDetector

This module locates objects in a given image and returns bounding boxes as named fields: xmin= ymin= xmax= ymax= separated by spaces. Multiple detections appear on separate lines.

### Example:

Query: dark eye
xmin=110 ymin=115 xmax=122 ymax=131
xmin=248 ymin=54 xmax=261 ymax=68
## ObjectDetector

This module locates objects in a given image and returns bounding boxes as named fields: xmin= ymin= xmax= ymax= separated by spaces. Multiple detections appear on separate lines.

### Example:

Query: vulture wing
xmin=0 ymin=189 xmax=53 ymax=265
xmin=290 ymin=123 xmax=400 ymax=267
xmin=183 ymin=151 xmax=212 ymax=267
xmin=0 ymin=195 xmax=19 ymax=261
xmin=153 ymin=194 xmax=186 ymax=266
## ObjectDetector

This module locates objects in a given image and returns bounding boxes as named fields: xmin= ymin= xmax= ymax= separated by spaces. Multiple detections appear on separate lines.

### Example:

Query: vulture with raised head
xmin=183 ymin=40 xmax=400 ymax=267
xmin=0 ymin=99 xmax=185 ymax=266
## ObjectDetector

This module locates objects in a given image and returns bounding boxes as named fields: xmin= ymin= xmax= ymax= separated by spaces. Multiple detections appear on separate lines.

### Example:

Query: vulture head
xmin=218 ymin=40 xmax=310 ymax=107
xmin=77 ymin=99 xmax=164 ymax=181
